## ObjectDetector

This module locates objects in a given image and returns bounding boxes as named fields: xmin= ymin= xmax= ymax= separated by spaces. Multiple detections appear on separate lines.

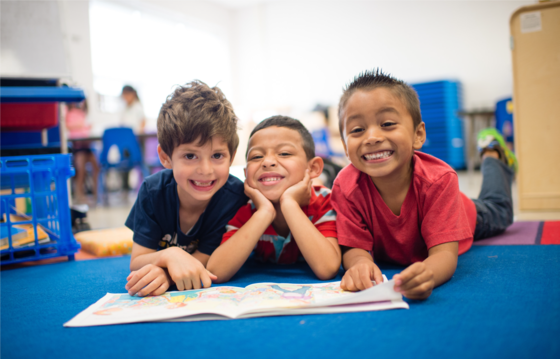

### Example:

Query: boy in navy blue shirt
xmin=124 ymin=81 xmax=248 ymax=297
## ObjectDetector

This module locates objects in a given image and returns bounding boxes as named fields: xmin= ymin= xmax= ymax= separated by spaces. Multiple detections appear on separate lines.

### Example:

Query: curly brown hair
xmin=157 ymin=80 xmax=239 ymax=158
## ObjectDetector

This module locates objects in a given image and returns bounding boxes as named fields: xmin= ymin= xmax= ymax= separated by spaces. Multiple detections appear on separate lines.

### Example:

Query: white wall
xmin=230 ymin=0 xmax=535 ymax=113
xmin=60 ymin=0 xmax=233 ymax=134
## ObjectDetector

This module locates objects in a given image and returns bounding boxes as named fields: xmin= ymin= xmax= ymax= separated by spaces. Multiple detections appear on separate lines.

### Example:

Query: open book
xmin=64 ymin=279 xmax=408 ymax=327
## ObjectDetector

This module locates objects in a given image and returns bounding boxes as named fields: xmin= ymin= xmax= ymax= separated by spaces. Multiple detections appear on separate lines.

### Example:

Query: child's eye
xmin=349 ymin=128 xmax=364 ymax=134
xmin=279 ymin=152 xmax=291 ymax=156
xmin=185 ymin=154 xmax=197 ymax=160
xmin=382 ymin=122 xmax=397 ymax=128
xmin=249 ymin=155 xmax=262 ymax=161
xmin=212 ymin=153 xmax=225 ymax=160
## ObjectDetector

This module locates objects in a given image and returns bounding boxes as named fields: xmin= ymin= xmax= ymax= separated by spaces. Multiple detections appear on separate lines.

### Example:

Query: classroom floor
xmin=85 ymin=170 xmax=560 ymax=230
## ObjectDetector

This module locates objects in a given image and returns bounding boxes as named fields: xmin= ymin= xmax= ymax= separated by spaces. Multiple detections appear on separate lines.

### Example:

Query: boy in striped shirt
xmin=207 ymin=116 xmax=341 ymax=282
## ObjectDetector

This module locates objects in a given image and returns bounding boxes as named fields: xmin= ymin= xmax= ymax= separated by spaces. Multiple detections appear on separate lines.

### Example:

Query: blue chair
xmin=311 ymin=128 xmax=344 ymax=159
xmin=98 ymin=127 xmax=149 ymax=203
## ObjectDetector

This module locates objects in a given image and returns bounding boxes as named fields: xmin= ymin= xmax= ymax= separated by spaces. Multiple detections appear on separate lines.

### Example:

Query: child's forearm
xmin=130 ymin=246 xmax=187 ymax=271
xmin=281 ymin=200 xmax=341 ymax=280
xmin=207 ymin=210 xmax=274 ymax=283
xmin=423 ymin=242 xmax=458 ymax=288
xmin=342 ymin=247 xmax=374 ymax=270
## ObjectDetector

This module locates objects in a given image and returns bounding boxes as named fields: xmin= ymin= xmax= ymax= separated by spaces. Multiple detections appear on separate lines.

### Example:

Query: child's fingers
xmin=200 ymin=271 xmax=213 ymax=289
xmin=136 ymin=278 xmax=163 ymax=297
xmin=206 ymin=270 xmax=218 ymax=281
xmin=125 ymin=269 xmax=145 ymax=290
xmin=358 ymin=269 xmax=374 ymax=290
xmin=128 ymin=270 xmax=156 ymax=296
xmin=149 ymin=281 xmax=170 ymax=297
xmin=402 ymin=281 xmax=434 ymax=300
xmin=341 ymin=273 xmax=357 ymax=292
xmin=372 ymin=267 xmax=384 ymax=285
xmin=394 ymin=262 xmax=423 ymax=286
xmin=176 ymin=280 xmax=185 ymax=291
xmin=126 ymin=271 xmax=136 ymax=281
xmin=398 ymin=269 xmax=433 ymax=292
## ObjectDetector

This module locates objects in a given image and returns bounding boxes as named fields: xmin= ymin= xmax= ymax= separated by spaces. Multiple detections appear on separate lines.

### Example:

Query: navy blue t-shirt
xmin=125 ymin=169 xmax=248 ymax=255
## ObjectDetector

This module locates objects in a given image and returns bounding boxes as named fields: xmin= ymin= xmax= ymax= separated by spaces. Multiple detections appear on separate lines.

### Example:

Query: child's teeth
xmin=194 ymin=181 xmax=212 ymax=186
xmin=364 ymin=151 xmax=392 ymax=160
xmin=262 ymin=177 xmax=282 ymax=182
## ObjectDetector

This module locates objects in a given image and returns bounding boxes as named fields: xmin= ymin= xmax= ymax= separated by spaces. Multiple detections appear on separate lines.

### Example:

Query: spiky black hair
xmin=343 ymin=68 xmax=403 ymax=92
xmin=338 ymin=68 xmax=422 ymax=135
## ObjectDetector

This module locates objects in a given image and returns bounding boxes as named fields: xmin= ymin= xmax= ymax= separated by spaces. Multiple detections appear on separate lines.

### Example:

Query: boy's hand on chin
xmin=280 ymin=170 xmax=312 ymax=208
xmin=340 ymin=259 xmax=383 ymax=291
xmin=244 ymin=180 xmax=275 ymax=219
xmin=393 ymin=262 xmax=435 ymax=300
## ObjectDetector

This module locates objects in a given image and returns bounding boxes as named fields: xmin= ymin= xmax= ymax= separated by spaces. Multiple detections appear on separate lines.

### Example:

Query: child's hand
xmin=393 ymin=262 xmax=435 ymax=300
xmin=280 ymin=170 xmax=312 ymax=208
xmin=340 ymin=259 xmax=384 ymax=291
xmin=165 ymin=247 xmax=218 ymax=290
xmin=125 ymin=264 xmax=171 ymax=297
xmin=244 ymin=180 xmax=275 ymax=218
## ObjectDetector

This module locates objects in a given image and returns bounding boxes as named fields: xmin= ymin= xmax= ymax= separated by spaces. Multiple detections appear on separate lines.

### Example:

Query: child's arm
xmin=393 ymin=241 xmax=458 ymax=300
xmin=280 ymin=171 xmax=341 ymax=280
xmin=340 ymin=247 xmax=384 ymax=291
xmin=206 ymin=182 xmax=276 ymax=283
xmin=130 ymin=242 xmax=217 ymax=291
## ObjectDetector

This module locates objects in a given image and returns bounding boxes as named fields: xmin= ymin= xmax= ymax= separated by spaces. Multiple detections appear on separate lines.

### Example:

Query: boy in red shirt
xmin=207 ymin=116 xmax=341 ymax=282
xmin=332 ymin=69 xmax=516 ymax=299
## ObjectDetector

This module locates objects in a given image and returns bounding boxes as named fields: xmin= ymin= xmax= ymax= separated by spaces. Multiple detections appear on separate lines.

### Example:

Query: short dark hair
xmin=122 ymin=85 xmax=140 ymax=102
xmin=157 ymin=80 xmax=239 ymax=157
xmin=338 ymin=69 xmax=422 ymax=135
xmin=247 ymin=115 xmax=315 ymax=161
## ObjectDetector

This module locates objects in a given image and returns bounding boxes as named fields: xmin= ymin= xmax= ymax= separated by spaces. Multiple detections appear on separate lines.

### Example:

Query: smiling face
xmin=246 ymin=126 xmax=318 ymax=203
xmin=158 ymin=136 xmax=233 ymax=208
xmin=340 ymin=88 xmax=426 ymax=182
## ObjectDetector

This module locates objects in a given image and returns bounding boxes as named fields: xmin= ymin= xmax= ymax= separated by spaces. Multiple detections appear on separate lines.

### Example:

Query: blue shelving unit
xmin=411 ymin=80 xmax=465 ymax=169
xmin=0 ymin=84 xmax=84 ymax=265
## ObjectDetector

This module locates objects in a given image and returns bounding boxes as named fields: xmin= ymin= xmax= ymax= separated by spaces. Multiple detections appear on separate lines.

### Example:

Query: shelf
xmin=0 ymin=86 xmax=85 ymax=103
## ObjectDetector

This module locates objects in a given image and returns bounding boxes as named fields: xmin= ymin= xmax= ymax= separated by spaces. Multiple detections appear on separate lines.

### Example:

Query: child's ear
xmin=413 ymin=122 xmax=426 ymax=150
xmin=307 ymin=156 xmax=324 ymax=179
xmin=157 ymin=145 xmax=173 ymax=169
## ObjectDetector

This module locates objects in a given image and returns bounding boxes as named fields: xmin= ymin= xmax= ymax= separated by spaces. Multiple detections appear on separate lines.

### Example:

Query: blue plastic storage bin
xmin=0 ymin=154 xmax=80 ymax=265
xmin=411 ymin=80 xmax=466 ymax=169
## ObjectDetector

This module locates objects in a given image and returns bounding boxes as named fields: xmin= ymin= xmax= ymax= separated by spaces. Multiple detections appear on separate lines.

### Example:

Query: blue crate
xmin=412 ymin=80 xmax=465 ymax=169
xmin=0 ymin=154 xmax=80 ymax=265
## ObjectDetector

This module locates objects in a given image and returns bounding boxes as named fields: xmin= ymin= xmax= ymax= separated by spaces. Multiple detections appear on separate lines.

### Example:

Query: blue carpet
xmin=1 ymin=245 xmax=559 ymax=359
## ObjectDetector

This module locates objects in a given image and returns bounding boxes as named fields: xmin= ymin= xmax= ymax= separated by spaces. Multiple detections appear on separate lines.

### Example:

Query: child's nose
xmin=262 ymin=155 xmax=277 ymax=168
xmin=365 ymin=127 xmax=384 ymax=145
xmin=197 ymin=158 xmax=213 ymax=175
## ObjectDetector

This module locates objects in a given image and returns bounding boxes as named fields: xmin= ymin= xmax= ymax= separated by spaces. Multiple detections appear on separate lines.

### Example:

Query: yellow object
xmin=0 ymin=215 xmax=51 ymax=250
xmin=74 ymin=227 xmax=133 ymax=257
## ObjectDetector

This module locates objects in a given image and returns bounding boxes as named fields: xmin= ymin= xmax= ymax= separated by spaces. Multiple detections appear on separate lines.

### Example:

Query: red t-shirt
xmin=222 ymin=186 xmax=338 ymax=264
xmin=331 ymin=152 xmax=476 ymax=266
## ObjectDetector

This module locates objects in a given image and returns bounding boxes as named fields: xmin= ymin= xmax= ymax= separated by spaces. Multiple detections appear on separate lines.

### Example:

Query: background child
xmin=65 ymin=100 xmax=100 ymax=204
xmin=125 ymin=81 xmax=248 ymax=297
xmin=207 ymin=116 xmax=341 ymax=282
xmin=332 ymin=69 xmax=515 ymax=299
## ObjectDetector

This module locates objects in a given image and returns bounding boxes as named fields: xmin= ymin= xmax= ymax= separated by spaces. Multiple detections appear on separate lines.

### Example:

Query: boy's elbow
xmin=314 ymin=264 xmax=341 ymax=281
